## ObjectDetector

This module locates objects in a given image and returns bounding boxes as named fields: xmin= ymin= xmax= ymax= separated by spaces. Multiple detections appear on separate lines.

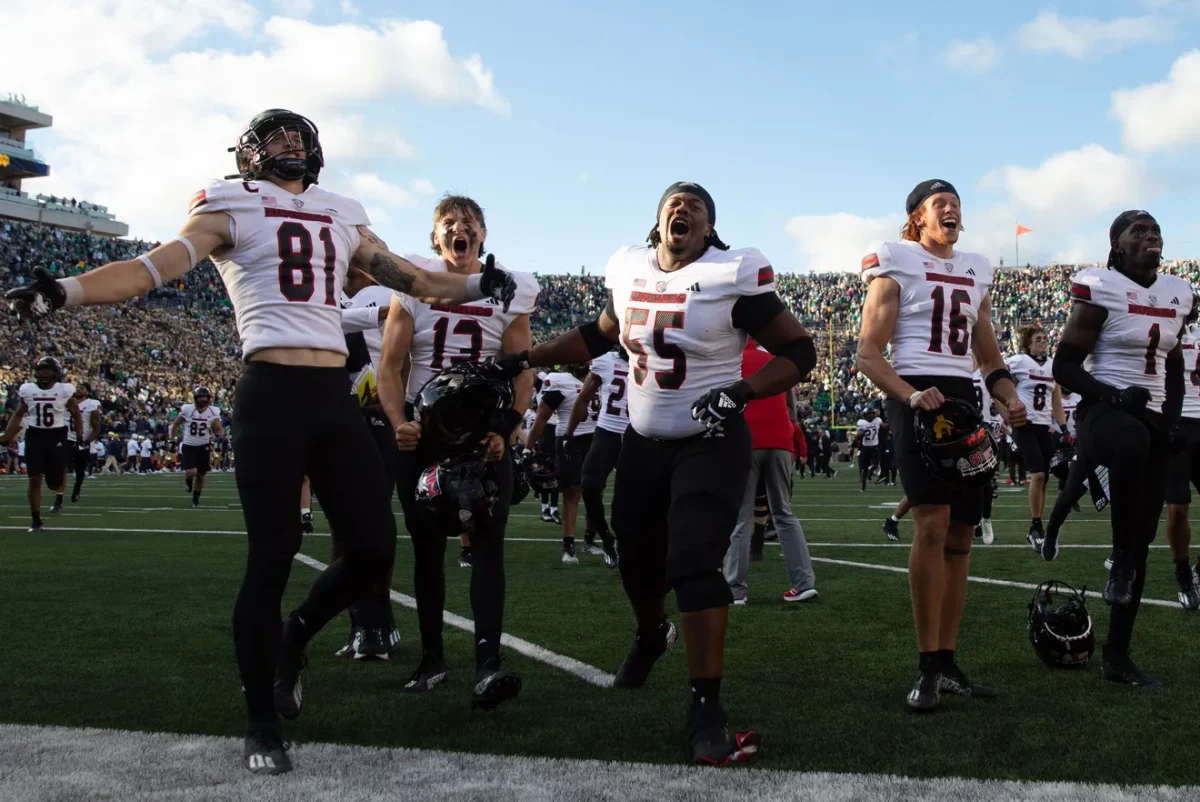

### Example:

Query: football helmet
xmin=509 ymin=447 xmax=531 ymax=505
xmin=415 ymin=458 xmax=499 ymax=535
xmin=1028 ymin=580 xmax=1094 ymax=668
xmin=193 ymin=386 xmax=212 ymax=407
xmin=35 ymin=356 xmax=62 ymax=388
xmin=228 ymin=109 xmax=324 ymax=188
xmin=414 ymin=362 xmax=514 ymax=456
xmin=914 ymin=398 xmax=997 ymax=489
xmin=525 ymin=452 xmax=560 ymax=493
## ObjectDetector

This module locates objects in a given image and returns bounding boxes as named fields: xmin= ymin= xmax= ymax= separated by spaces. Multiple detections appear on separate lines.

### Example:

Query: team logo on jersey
xmin=967 ymin=268 xmax=976 ymax=276
xmin=292 ymin=199 xmax=304 ymax=209
xmin=1172 ymin=297 xmax=1180 ymax=305
xmin=656 ymin=281 xmax=668 ymax=292
xmin=945 ymin=262 xmax=954 ymax=273
xmin=1149 ymin=295 xmax=1158 ymax=306
xmin=687 ymin=283 xmax=701 ymax=293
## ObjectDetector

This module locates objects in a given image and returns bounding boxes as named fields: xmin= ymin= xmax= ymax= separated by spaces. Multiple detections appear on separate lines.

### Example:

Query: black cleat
xmin=300 ymin=512 xmax=313 ymax=535
xmin=561 ymin=542 xmax=579 ymax=565
xmin=1176 ymin=563 xmax=1199 ymax=610
xmin=749 ymin=549 xmax=764 ymax=563
xmin=1040 ymin=527 xmax=1060 ymax=562
xmin=539 ymin=510 xmax=555 ymax=524
xmin=906 ymin=670 xmax=941 ymax=712
xmin=335 ymin=626 xmax=363 ymax=659
xmin=1025 ymin=522 xmax=1044 ymax=553
xmin=50 ymin=496 xmax=63 ymax=514
xmin=471 ymin=656 xmax=522 ymax=711
xmin=1104 ymin=564 xmax=1136 ymax=607
xmin=600 ymin=532 xmax=619 ymax=569
xmin=244 ymin=728 xmax=292 ymax=775
xmin=403 ymin=651 xmax=448 ymax=692
xmin=883 ymin=517 xmax=900 ymax=542
xmin=353 ymin=627 xmax=396 ymax=661
xmin=1100 ymin=651 xmax=1162 ymax=688
xmin=551 ymin=509 xmax=562 ymax=526
xmin=613 ymin=619 xmax=677 ymax=688
xmin=273 ymin=616 xmax=308 ymax=721
xmin=687 ymin=704 xmax=759 ymax=766
xmin=939 ymin=662 xmax=998 ymax=698
xmin=70 ymin=489 xmax=80 ymax=503
xmin=459 ymin=547 xmax=473 ymax=568
xmin=28 ymin=517 xmax=43 ymax=532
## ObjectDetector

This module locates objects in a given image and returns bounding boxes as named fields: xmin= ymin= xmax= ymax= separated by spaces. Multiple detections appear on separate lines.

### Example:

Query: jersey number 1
xmin=927 ymin=286 xmax=971 ymax=356
xmin=277 ymin=222 xmax=337 ymax=306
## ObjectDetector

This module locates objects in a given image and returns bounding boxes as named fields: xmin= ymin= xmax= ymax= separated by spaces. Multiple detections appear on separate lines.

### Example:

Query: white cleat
xmin=981 ymin=519 xmax=994 ymax=545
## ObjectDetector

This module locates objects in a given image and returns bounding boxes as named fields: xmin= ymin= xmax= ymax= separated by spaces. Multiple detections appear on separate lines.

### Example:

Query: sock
xmin=461 ymin=544 xmax=472 ymax=557
xmin=55 ymin=493 xmax=63 ymax=505
xmin=550 ymin=506 xmax=558 ymax=515
xmin=690 ymin=677 xmax=722 ymax=708
xmin=541 ymin=503 xmax=549 ymax=513
xmin=1032 ymin=517 xmax=1043 ymax=529
xmin=301 ymin=507 xmax=311 ymax=517
xmin=889 ymin=514 xmax=900 ymax=523
xmin=585 ymin=529 xmax=596 ymax=544
xmin=562 ymin=536 xmax=574 ymax=549
xmin=918 ymin=650 xmax=939 ymax=671
xmin=192 ymin=491 xmax=201 ymax=505
xmin=935 ymin=648 xmax=955 ymax=670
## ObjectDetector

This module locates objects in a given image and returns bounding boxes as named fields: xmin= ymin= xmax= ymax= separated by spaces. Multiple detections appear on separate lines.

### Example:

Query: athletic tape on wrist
xmin=58 ymin=276 xmax=84 ymax=308
xmin=138 ymin=255 xmax=164 ymax=289
xmin=465 ymin=273 xmax=484 ymax=301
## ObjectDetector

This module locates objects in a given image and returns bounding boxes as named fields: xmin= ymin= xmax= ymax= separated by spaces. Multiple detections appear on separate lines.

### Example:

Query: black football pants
xmin=231 ymin=363 xmax=397 ymax=730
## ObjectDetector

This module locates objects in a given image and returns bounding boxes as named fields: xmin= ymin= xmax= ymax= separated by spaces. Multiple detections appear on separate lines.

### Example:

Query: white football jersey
xmin=1181 ymin=328 xmax=1200 ymax=421
xmin=66 ymin=398 xmax=102 ymax=442
xmin=178 ymin=403 xmax=221 ymax=447
xmin=606 ymin=244 xmax=775 ymax=439
xmin=1007 ymin=354 xmax=1056 ymax=427
xmin=188 ymin=178 xmax=370 ymax=358
xmin=861 ymin=240 xmax=993 ymax=379
xmin=19 ymin=382 xmax=74 ymax=430
xmin=590 ymin=351 xmax=631 ymax=435
xmin=972 ymin=369 xmax=1000 ymax=428
xmin=1061 ymin=392 xmax=1080 ymax=435
xmin=542 ymin=372 xmax=597 ymax=437
xmin=1071 ymin=267 xmax=1194 ymax=414
xmin=341 ymin=284 xmax=396 ymax=405
xmin=856 ymin=417 xmax=881 ymax=447
xmin=401 ymin=255 xmax=539 ymax=403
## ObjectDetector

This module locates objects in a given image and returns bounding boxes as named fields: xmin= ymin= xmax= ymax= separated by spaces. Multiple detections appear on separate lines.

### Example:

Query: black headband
xmin=1109 ymin=210 xmax=1156 ymax=244
xmin=658 ymin=182 xmax=716 ymax=225
xmin=906 ymin=179 xmax=959 ymax=215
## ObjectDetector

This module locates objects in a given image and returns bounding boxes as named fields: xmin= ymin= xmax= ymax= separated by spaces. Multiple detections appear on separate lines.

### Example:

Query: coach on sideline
xmin=724 ymin=339 xmax=817 ymax=604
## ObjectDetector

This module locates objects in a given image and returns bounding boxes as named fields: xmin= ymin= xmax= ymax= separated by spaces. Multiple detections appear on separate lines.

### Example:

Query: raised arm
xmin=493 ymin=293 xmax=621 ymax=374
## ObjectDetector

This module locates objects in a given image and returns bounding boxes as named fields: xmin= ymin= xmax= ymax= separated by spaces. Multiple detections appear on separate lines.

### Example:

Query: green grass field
xmin=2 ymin=468 xmax=1199 ymax=787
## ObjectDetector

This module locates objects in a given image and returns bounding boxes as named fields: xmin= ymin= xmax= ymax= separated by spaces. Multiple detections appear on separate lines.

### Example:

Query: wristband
xmin=907 ymin=390 xmax=922 ymax=407
xmin=984 ymin=368 xmax=1014 ymax=397
xmin=58 ymin=277 xmax=84 ymax=308
xmin=464 ymin=273 xmax=485 ymax=301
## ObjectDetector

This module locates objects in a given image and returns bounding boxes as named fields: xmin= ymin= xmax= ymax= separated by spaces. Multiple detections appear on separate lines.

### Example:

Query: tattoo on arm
xmin=367 ymin=252 xmax=415 ymax=295
xmin=357 ymin=225 xmax=389 ymax=251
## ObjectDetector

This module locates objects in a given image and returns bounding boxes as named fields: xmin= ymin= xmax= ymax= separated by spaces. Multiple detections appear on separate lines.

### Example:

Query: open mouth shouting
xmin=452 ymin=235 xmax=470 ymax=256
xmin=940 ymin=216 xmax=959 ymax=233
xmin=669 ymin=216 xmax=691 ymax=239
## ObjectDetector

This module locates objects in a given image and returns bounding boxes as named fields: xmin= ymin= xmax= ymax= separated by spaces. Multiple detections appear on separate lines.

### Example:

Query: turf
xmin=2 ymin=470 xmax=1199 ymax=786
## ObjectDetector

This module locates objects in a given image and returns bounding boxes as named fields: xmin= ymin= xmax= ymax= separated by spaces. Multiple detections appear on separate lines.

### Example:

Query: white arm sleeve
xmin=340 ymin=305 xmax=383 ymax=333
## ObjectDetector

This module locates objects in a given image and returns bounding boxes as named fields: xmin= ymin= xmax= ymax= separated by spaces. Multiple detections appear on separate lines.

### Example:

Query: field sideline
xmin=3 ymin=470 xmax=1200 ymax=799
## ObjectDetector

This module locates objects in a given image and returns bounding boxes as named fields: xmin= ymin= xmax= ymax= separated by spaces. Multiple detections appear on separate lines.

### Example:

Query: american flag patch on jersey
xmin=861 ymin=254 xmax=879 ymax=271
xmin=188 ymin=190 xmax=207 ymax=212
xmin=757 ymin=266 xmax=774 ymax=286
xmin=1070 ymin=283 xmax=1092 ymax=301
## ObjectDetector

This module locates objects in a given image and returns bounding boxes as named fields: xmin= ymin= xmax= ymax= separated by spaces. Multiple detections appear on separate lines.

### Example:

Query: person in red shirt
xmin=723 ymin=340 xmax=817 ymax=604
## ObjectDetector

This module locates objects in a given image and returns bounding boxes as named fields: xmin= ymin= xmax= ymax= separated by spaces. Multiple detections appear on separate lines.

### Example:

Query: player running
xmin=64 ymin=382 xmax=101 ymax=503
xmin=170 ymin=387 xmax=223 ymax=509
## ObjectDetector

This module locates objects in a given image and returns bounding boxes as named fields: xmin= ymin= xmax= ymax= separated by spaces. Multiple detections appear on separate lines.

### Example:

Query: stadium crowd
xmin=4 ymin=217 xmax=1200 ymax=442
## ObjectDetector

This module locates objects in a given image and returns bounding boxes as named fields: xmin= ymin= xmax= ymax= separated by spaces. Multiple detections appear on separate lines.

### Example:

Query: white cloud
xmin=1110 ymin=49 xmax=1200 ymax=151
xmin=944 ymin=38 xmax=998 ymax=73
xmin=3 ymin=0 xmax=507 ymax=240
xmin=783 ymin=212 xmax=904 ymax=273
xmin=1017 ymin=10 xmax=1168 ymax=59
xmin=979 ymin=144 xmax=1154 ymax=216
xmin=408 ymin=178 xmax=436 ymax=197
xmin=339 ymin=0 xmax=358 ymax=17
xmin=347 ymin=174 xmax=437 ymax=206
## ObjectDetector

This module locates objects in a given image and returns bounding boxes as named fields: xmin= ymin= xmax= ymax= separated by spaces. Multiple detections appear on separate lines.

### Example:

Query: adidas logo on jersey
xmin=967 ymin=268 xmax=976 ymax=276
xmin=1172 ymin=297 xmax=1180 ymax=305
xmin=687 ymin=283 xmax=701 ymax=293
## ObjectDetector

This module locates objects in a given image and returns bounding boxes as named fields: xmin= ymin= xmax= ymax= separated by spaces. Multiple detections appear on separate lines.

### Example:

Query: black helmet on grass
xmin=1028 ymin=580 xmax=1094 ymax=668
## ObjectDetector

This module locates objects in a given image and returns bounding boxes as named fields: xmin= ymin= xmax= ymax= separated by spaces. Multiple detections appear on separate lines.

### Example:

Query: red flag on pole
xmin=1016 ymin=224 xmax=1032 ymax=236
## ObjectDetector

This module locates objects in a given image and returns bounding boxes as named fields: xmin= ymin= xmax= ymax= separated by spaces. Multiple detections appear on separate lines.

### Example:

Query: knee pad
xmin=672 ymin=570 xmax=734 ymax=613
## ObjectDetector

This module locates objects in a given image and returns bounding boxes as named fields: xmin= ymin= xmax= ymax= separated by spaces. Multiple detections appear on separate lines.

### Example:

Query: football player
xmin=855 ymin=408 xmax=882 ymax=491
xmin=971 ymin=357 xmax=1003 ymax=544
xmin=566 ymin=346 xmax=628 ymax=567
xmin=1054 ymin=210 xmax=1193 ymax=686
xmin=1165 ymin=323 xmax=1200 ymax=609
xmin=64 ymin=382 xmax=102 ymax=503
xmin=526 ymin=364 xmax=597 ymax=563
xmin=857 ymin=179 xmax=1025 ymax=712
xmin=170 ymin=387 xmax=223 ymax=508
xmin=4 ymin=109 xmax=518 ymax=776
xmin=491 ymin=181 xmax=815 ymax=765
xmin=376 ymin=193 xmax=537 ymax=709
xmin=0 ymin=357 xmax=82 ymax=531
xmin=1006 ymin=326 xmax=1068 ymax=550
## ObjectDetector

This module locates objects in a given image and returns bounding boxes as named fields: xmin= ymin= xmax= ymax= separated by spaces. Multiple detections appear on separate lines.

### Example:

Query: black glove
xmin=1113 ymin=386 xmax=1151 ymax=414
xmin=484 ymin=350 xmax=531 ymax=379
xmin=6 ymin=267 xmax=65 ymax=321
xmin=691 ymin=381 xmax=753 ymax=431
xmin=1168 ymin=424 xmax=1188 ymax=455
xmin=479 ymin=254 xmax=516 ymax=313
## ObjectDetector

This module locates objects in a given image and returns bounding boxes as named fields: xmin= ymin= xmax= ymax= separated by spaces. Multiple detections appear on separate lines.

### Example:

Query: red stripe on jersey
xmin=265 ymin=207 xmax=334 ymax=224
xmin=1127 ymin=304 xmax=1176 ymax=318
xmin=1027 ymin=375 xmax=1055 ymax=383
xmin=629 ymin=291 xmax=687 ymax=304
xmin=1070 ymin=283 xmax=1092 ymax=300
xmin=428 ymin=303 xmax=495 ymax=317
xmin=1184 ymin=344 xmax=1196 ymax=350
xmin=188 ymin=190 xmax=207 ymax=211
xmin=924 ymin=272 xmax=975 ymax=287
xmin=861 ymin=254 xmax=880 ymax=271
xmin=757 ymin=266 xmax=774 ymax=286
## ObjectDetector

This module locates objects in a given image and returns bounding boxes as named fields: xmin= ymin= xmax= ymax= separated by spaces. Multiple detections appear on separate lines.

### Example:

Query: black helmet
xmin=913 ymin=398 xmax=997 ymax=489
xmin=526 ymin=452 xmax=559 ymax=493
xmin=510 ymin=447 xmax=531 ymax=505
xmin=415 ymin=458 xmax=499 ymax=535
xmin=227 ymin=109 xmax=324 ymax=188
xmin=35 ymin=356 xmax=62 ymax=388
xmin=1028 ymin=580 xmax=1094 ymax=668
xmin=1050 ymin=432 xmax=1073 ymax=473
xmin=194 ymin=386 xmax=212 ymax=406
xmin=414 ymin=362 xmax=514 ymax=456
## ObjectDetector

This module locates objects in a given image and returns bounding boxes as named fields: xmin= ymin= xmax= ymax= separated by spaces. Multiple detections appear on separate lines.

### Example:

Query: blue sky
xmin=11 ymin=0 xmax=1200 ymax=273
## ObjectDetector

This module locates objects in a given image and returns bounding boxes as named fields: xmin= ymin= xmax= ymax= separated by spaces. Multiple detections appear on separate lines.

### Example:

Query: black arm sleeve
xmin=1164 ymin=349 xmax=1184 ymax=427
xmin=541 ymin=391 xmax=565 ymax=412
xmin=730 ymin=292 xmax=787 ymax=337
xmin=1052 ymin=342 xmax=1119 ymax=403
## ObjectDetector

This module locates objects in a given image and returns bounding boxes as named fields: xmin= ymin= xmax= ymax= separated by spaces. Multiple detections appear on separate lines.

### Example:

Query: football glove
xmin=479 ymin=254 xmax=516 ymax=313
xmin=691 ymin=381 xmax=753 ymax=431
xmin=484 ymin=351 xmax=532 ymax=379
xmin=1113 ymin=386 xmax=1151 ymax=414
xmin=6 ymin=267 xmax=65 ymax=321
